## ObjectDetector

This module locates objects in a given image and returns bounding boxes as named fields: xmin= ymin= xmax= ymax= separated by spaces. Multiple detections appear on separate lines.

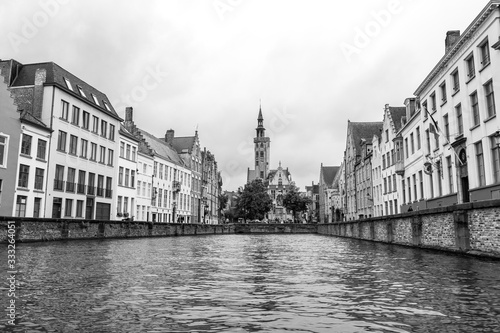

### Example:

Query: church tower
xmin=254 ymin=105 xmax=270 ymax=179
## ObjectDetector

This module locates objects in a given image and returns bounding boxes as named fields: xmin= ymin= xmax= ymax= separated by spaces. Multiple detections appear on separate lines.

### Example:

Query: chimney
xmin=165 ymin=129 xmax=175 ymax=144
xmin=445 ymin=30 xmax=460 ymax=53
xmin=33 ymin=68 xmax=46 ymax=119
xmin=125 ymin=107 xmax=133 ymax=122
xmin=404 ymin=97 xmax=416 ymax=119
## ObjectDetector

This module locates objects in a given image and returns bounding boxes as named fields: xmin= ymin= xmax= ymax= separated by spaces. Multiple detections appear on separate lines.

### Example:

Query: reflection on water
xmin=1 ymin=235 xmax=500 ymax=332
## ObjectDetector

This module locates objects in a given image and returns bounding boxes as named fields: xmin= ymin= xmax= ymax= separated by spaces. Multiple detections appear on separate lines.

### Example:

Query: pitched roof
xmin=20 ymin=110 xmax=51 ymax=131
xmin=321 ymin=166 xmax=339 ymax=186
xmin=388 ymin=107 xmax=406 ymax=132
xmin=139 ymin=129 xmax=186 ymax=167
xmin=9 ymin=61 xmax=121 ymax=121
xmin=350 ymin=121 xmax=383 ymax=153
xmin=171 ymin=136 xmax=196 ymax=154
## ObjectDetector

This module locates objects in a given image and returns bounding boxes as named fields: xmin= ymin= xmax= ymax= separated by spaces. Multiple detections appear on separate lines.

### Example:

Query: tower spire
xmin=258 ymin=100 xmax=263 ymax=121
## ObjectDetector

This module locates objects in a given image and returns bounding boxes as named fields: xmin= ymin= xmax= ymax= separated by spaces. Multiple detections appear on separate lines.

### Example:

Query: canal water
xmin=2 ymin=234 xmax=500 ymax=332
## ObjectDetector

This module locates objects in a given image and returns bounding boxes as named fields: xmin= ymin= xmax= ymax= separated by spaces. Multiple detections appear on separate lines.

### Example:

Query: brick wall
xmin=318 ymin=200 xmax=500 ymax=258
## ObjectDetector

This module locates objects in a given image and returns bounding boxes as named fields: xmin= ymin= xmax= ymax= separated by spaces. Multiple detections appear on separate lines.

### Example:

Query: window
xmin=77 ymin=86 xmax=86 ymax=98
xmin=419 ymin=171 xmax=424 ymax=200
xmin=429 ymin=172 xmax=434 ymax=198
xmin=405 ymin=138 xmax=409 ymax=159
xmin=101 ymin=120 xmax=107 ymax=137
xmin=443 ymin=114 xmax=450 ymax=142
xmin=71 ymin=106 xmax=80 ymax=125
xmin=80 ymin=139 xmax=88 ymax=158
xmin=451 ymin=69 xmax=459 ymax=92
xmin=109 ymin=124 xmax=115 ymax=141
xmin=132 ymin=147 xmax=136 ymax=161
xmin=97 ymin=175 xmax=104 ymax=196
xmin=484 ymin=80 xmax=496 ymax=118
xmin=159 ymin=164 xmax=163 ymax=179
xmin=108 ymin=149 xmax=114 ymax=166
xmin=117 ymin=196 xmax=122 ymax=214
xmin=120 ymin=142 xmax=125 ymax=157
xmin=131 ymin=170 xmax=135 ymax=187
xmin=402 ymin=179 xmax=406 ymax=203
xmin=61 ymin=100 xmax=69 ymax=120
xmin=76 ymin=200 xmax=84 ymax=217
xmin=126 ymin=144 xmax=131 ymax=160
xmin=479 ymin=38 xmax=490 ymax=67
xmin=91 ymin=94 xmax=100 ymax=106
xmin=434 ymin=121 xmax=439 ymax=149
xmin=471 ymin=91 xmax=480 ymax=126
xmin=92 ymin=116 xmax=99 ymax=133
xmin=476 ymin=141 xmax=486 ymax=186
xmin=88 ymin=173 xmax=95 ymax=195
xmin=430 ymin=92 xmax=437 ymax=111
xmin=124 ymin=197 xmax=128 ymax=213
xmin=491 ymin=136 xmax=500 ymax=183
xmin=90 ymin=143 xmax=97 ymax=161
xmin=18 ymin=164 xmax=29 ymax=188
xmin=137 ymin=181 xmax=141 ymax=195
xmin=15 ymin=196 xmax=27 ymax=217
xmin=385 ymin=130 xmax=389 ymax=142
xmin=65 ymin=199 xmax=73 ymax=217
xmin=447 ymin=156 xmax=454 ymax=193
xmin=410 ymin=133 xmax=415 ymax=154
xmin=33 ymin=197 xmax=41 ymax=218
xmin=54 ymin=165 xmax=64 ymax=190
xmin=21 ymin=134 xmax=32 ymax=155
xmin=82 ymin=111 xmax=90 ymax=130
xmin=99 ymin=146 xmax=106 ymax=164
xmin=78 ymin=170 xmax=86 ymax=194
xmin=416 ymin=127 xmax=421 ymax=150
xmin=62 ymin=77 xmax=73 ymax=90
xmin=34 ymin=168 xmax=44 ymax=190
xmin=440 ymin=81 xmax=447 ymax=104
xmin=382 ymin=155 xmax=386 ymax=169
xmin=106 ymin=177 xmax=112 ymax=198
xmin=57 ymin=131 xmax=67 ymax=152
xmin=66 ymin=167 xmax=76 ymax=192
xmin=466 ymin=53 xmax=475 ymax=79
xmin=456 ymin=104 xmax=463 ymax=136
xmin=103 ymin=101 xmax=111 ymax=112
xmin=383 ymin=178 xmax=387 ymax=194
xmin=407 ymin=177 xmax=412 ymax=202
xmin=422 ymin=101 xmax=428 ymax=117
xmin=0 ymin=134 xmax=8 ymax=168
xmin=393 ymin=174 xmax=397 ymax=192
xmin=119 ymin=167 xmax=124 ymax=185
xmin=436 ymin=161 xmax=442 ymax=197
xmin=69 ymin=135 xmax=78 ymax=155
xmin=37 ymin=139 xmax=46 ymax=160
xmin=125 ymin=169 xmax=130 ymax=187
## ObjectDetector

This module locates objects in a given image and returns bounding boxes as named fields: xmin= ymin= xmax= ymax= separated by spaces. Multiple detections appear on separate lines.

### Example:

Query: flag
xmin=427 ymin=110 xmax=440 ymax=139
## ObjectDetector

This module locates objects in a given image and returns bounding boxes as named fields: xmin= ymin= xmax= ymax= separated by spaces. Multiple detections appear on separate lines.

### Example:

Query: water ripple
xmin=1 ymin=235 xmax=500 ymax=332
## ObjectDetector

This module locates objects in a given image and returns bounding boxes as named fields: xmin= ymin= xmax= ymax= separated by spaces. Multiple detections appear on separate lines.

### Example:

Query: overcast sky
xmin=0 ymin=0 xmax=488 ymax=191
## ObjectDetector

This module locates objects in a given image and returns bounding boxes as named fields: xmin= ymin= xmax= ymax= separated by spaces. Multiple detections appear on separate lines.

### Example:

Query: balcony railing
xmin=66 ymin=182 xmax=75 ymax=193
xmin=54 ymin=179 xmax=65 ymax=191
xmin=96 ymin=187 xmax=104 ymax=197
xmin=395 ymin=160 xmax=405 ymax=176
xmin=105 ymin=189 xmax=113 ymax=198
xmin=77 ymin=183 xmax=86 ymax=194
xmin=87 ymin=185 xmax=95 ymax=196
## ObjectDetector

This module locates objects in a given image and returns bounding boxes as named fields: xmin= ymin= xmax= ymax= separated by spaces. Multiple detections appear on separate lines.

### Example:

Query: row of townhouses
xmin=317 ymin=1 xmax=500 ymax=222
xmin=0 ymin=59 xmax=222 ymax=223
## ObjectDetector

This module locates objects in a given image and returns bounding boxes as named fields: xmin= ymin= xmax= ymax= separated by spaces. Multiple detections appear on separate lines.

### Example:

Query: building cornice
xmin=414 ymin=2 xmax=500 ymax=96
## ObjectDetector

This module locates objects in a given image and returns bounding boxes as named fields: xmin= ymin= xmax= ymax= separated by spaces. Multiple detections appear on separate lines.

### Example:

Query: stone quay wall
xmin=0 ymin=217 xmax=234 ymax=243
xmin=318 ymin=200 xmax=500 ymax=258
xmin=234 ymin=223 xmax=317 ymax=234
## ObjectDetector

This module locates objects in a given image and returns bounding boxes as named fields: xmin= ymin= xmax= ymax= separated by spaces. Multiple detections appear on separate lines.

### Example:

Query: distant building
xmin=344 ymin=121 xmax=383 ymax=220
xmin=247 ymin=105 xmax=270 ymax=182
xmin=201 ymin=148 xmax=221 ymax=224
xmin=318 ymin=164 xmax=340 ymax=223
xmin=267 ymin=162 xmax=294 ymax=222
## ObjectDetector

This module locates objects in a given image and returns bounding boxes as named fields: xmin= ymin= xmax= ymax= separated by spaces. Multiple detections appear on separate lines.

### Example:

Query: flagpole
xmin=426 ymin=107 xmax=464 ymax=166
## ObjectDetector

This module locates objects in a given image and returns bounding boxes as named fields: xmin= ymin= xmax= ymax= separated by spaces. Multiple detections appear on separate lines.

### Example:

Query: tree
xmin=236 ymin=179 xmax=273 ymax=221
xmin=283 ymin=186 xmax=312 ymax=222
xmin=218 ymin=193 xmax=228 ymax=220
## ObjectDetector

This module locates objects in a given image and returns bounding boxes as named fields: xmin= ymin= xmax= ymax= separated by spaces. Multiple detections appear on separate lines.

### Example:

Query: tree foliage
xmin=236 ymin=179 xmax=273 ymax=220
xmin=283 ymin=186 xmax=312 ymax=220
xmin=219 ymin=193 xmax=228 ymax=218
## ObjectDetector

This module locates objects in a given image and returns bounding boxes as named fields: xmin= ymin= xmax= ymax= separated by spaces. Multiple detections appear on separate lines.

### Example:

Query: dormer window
xmin=91 ymin=94 xmax=100 ymax=106
xmin=103 ymin=101 xmax=112 ymax=112
xmin=64 ymin=78 xmax=73 ymax=91
xmin=77 ymin=86 xmax=86 ymax=98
